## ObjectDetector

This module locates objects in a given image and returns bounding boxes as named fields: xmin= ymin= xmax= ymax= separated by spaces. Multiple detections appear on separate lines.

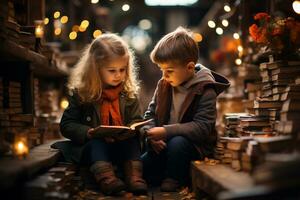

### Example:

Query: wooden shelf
xmin=0 ymin=39 xmax=67 ymax=78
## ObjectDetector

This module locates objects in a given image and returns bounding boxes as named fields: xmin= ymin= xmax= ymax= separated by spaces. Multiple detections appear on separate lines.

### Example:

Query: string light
xmin=60 ymin=16 xmax=68 ymax=24
xmin=54 ymin=28 xmax=62 ymax=35
xmin=216 ymin=27 xmax=223 ymax=35
xmin=233 ymin=33 xmax=240 ymax=39
xmin=80 ymin=20 xmax=89 ymax=29
xmin=122 ymin=4 xmax=130 ymax=11
xmin=72 ymin=25 xmax=80 ymax=32
xmin=54 ymin=11 xmax=60 ymax=19
xmin=69 ymin=31 xmax=77 ymax=40
xmin=222 ymin=19 xmax=229 ymax=27
xmin=193 ymin=33 xmax=203 ymax=42
xmin=208 ymin=20 xmax=216 ymax=28
xmin=292 ymin=0 xmax=300 ymax=14
xmin=44 ymin=18 xmax=49 ymax=25
xmin=235 ymin=58 xmax=242 ymax=65
xmin=93 ymin=29 xmax=102 ymax=38
xmin=91 ymin=0 xmax=99 ymax=4
xmin=139 ymin=19 xmax=152 ymax=30
xmin=224 ymin=4 xmax=231 ymax=12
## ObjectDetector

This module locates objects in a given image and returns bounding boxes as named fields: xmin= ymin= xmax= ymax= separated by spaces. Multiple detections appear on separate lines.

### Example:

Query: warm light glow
xmin=293 ymin=1 xmax=300 ymax=14
xmin=224 ymin=4 xmax=231 ymax=12
xmin=60 ymin=99 xmax=69 ymax=109
xmin=91 ymin=0 xmax=99 ymax=4
xmin=44 ymin=18 xmax=49 ymax=25
xmin=79 ymin=26 xmax=86 ymax=32
xmin=72 ymin=25 xmax=80 ymax=32
xmin=122 ymin=4 xmax=130 ymax=11
xmin=208 ymin=20 xmax=216 ymax=28
xmin=93 ymin=29 xmax=102 ymax=38
xmin=60 ymin=16 xmax=68 ymax=24
xmin=193 ymin=32 xmax=203 ymax=42
xmin=80 ymin=20 xmax=89 ymax=28
xmin=54 ymin=28 xmax=62 ymax=35
xmin=233 ymin=33 xmax=240 ymax=39
xmin=69 ymin=31 xmax=77 ymax=40
xmin=237 ymin=45 xmax=243 ymax=52
xmin=216 ymin=27 xmax=223 ymax=35
xmin=54 ymin=11 xmax=60 ymax=19
xmin=35 ymin=20 xmax=44 ymax=38
xmin=14 ymin=140 xmax=29 ymax=157
xmin=235 ymin=58 xmax=242 ymax=65
xmin=139 ymin=19 xmax=152 ymax=30
xmin=222 ymin=19 xmax=229 ymax=27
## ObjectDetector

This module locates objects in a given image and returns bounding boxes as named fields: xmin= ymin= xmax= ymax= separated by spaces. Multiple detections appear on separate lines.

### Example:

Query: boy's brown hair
xmin=150 ymin=26 xmax=199 ymax=65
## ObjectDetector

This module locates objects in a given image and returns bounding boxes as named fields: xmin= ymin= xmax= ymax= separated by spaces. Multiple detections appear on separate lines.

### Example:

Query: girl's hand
xmin=87 ymin=128 xmax=95 ymax=139
xmin=150 ymin=139 xmax=166 ymax=154
xmin=146 ymin=127 xmax=167 ymax=141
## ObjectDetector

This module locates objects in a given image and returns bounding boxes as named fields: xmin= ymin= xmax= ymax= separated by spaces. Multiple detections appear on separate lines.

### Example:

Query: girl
xmin=57 ymin=33 xmax=147 ymax=195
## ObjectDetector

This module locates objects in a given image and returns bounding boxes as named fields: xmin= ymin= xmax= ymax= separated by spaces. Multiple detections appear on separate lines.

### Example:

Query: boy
xmin=141 ymin=27 xmax=230 ymax=192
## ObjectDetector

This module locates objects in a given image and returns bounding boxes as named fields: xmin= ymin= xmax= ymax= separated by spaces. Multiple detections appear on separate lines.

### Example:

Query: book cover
xmin=92 ymin=118 xmax=154 ymax=138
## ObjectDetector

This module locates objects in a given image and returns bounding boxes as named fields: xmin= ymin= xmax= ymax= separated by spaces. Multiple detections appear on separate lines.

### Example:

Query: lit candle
xmin=34 ymin=20 xmax=44 ymax=38
xmin=14 ymin=140 xmax=29 ymax=158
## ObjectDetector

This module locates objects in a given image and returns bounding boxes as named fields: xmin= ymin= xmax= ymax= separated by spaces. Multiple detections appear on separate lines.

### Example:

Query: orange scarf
xmin=100 ymin=84 xmax=124 ymax=126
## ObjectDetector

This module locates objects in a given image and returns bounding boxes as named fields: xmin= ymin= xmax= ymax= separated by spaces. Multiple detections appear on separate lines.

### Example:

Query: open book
xmin=92 ymin=118 xmax=154 ymax=139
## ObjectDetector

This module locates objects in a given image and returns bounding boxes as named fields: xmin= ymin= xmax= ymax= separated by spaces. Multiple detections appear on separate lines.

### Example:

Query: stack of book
xmin=218 ymin=136 xmax=253 ymax=171
xmin=257 ymin=60 xmax=300 ymax=127
xmin=242 ymin=140 xmax=260 ymax=172
xmin=7 ymin=81 xmax=22 ymax=114
xmin=33 ymin=78 xmax=40 ymax=116
xmin=223 ymin=113 xmax=252 ymax=137
xmin=238 ymin=63 xmax=261 ymax=114
xmin=275 ymin=83 xmax=300 ymax=135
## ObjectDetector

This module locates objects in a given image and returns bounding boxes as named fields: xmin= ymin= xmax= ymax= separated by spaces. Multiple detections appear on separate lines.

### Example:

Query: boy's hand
xmin=149 ymin=139 xmax=166 ymax=154
xmin=146 ymin=127 xmax=167 ymax=141
xmin=87 ymin=128 xmax=95 ymax=139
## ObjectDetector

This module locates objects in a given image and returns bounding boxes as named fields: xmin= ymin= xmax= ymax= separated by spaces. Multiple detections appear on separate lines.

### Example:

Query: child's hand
xmin=87 ymin=128 xmax=95 ymax=139
xmin=146 ymin=127 xmax=167 ymax=141
xmin=149 ymin=139 xmax=166 ymax=154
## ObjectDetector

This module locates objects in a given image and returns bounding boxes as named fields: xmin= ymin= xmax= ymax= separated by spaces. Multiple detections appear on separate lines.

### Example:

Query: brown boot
xmin=90 ymin=161 xmax=126 ymax=195
xmin=124 ymin=160 xmax=148 ymax=194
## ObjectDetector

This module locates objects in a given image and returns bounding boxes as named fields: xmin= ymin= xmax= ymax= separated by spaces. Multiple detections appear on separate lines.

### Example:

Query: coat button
xmin=86 ymin=116 xmax=91 ymax=122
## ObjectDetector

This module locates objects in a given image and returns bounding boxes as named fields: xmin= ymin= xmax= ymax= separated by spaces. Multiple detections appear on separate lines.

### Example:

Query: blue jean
xmin=141 ymin=136 xmax=201 ymax=186
xmin=81 ymin=136 xmax=141 ymax=165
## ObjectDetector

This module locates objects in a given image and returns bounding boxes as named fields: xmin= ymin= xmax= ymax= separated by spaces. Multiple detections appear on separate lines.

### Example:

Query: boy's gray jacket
xmin=53 ymin=91 xmax=142 ymax=163
xmin=144 ymin=65 xmax=230 ymax=158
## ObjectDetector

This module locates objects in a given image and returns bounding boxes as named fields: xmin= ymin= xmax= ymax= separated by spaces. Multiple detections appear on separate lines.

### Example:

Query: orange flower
xmin=254 ymin=12 xmax=270 ymax=21
xmin=249 ymin=24 xmax=267 ymax=43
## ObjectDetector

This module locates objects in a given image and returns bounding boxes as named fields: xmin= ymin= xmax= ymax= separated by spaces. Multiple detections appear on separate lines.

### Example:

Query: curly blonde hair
xmin=68 ymin=33 xmax=140 ymax=103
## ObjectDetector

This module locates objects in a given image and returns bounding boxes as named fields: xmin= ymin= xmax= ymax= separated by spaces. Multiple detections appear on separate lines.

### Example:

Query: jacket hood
xmin=193 ymin=64 xmax=230 ymax=95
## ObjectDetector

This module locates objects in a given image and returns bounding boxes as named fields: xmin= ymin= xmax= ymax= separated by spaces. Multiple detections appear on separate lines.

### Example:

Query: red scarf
xmin=100 ymin=84 xmax=124 ymax=126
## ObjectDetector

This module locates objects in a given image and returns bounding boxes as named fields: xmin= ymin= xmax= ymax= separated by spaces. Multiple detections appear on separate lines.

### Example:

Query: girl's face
xmin=100 ymin=55 xmax=128 ymax=87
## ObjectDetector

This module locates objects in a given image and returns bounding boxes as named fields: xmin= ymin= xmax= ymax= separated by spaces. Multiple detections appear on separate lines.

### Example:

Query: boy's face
xmin=100 ymin=55 xmax=128 ymax=87
xmin=158 ymin=61 xmax=195 ymax=87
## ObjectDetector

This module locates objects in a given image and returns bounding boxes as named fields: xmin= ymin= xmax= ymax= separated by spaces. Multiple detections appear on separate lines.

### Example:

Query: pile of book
xmin=217 ymin=136 xmax=260 ymax=172
xmin=238 ymin=63 xmax=261 ymax=114
xmin=275 ymin=81 xmax=300 ymax=135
